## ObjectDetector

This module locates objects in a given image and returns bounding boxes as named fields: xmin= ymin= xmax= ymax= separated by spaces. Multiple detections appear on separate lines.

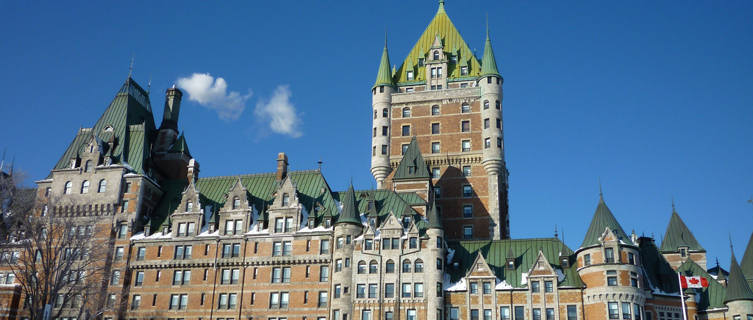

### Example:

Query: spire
xmin=480 ymin=22 xmax=500 ymax=77
xmin=374 ymin=37 xmax=394 ymax=88
xmin=659 ymin=207 xmax=704 ymax=253
xmin=724 ymin=249 xmax=753 ymax=303
xmin=580 ymin=193 xmax=629 ymax=248
xmin=741 ymin=231 xmax=753 ymax=286
xmin=427 ymin=199 xmax=442 ymax=230
xmin=393 ymin=137 xmax=430 ymax=180
xmin=337 ymin=184 xmax=362 ymax=226
xmin=438 ymin=0 xmax=445 ymax=13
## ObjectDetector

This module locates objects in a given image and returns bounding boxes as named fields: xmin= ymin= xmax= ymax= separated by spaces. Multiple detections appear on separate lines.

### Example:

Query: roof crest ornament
xmin=128 ymin=56 xmax=134 ymax=78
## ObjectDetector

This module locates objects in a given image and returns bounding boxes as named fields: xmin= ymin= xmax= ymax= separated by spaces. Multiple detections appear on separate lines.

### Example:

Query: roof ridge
xmin=198 ymin=169 xmax=322 ymax=181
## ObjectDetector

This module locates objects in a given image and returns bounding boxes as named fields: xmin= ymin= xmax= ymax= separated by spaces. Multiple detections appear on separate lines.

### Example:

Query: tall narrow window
xmin=98 ymin=179 xmax=107 ymax=193
xmin=402 ymin=107 xmax=411 ymax=118
xmin=431 ymin=123 xmax=440 ymax=134
xmin=84 ymin=160 xmax=92 ymax=172
xmin=433 ymin=50 xmax=440 ymax=60
xmin=402 ymin=125 xmax=410 ymax=136
xmin=81 ymin=180 xmax=90 ymax=194
xmin=461 ymin=103 xmax=470 ymax=113
xmin=462 ymin=140 xmax=471 ymax=152
xmin=432 ymin=105 xmax=440 ymax=115
xmin=432 ymin=142 xmax=440 ymax=154
xmin=232 ymin=196 xmax=240 ymax=209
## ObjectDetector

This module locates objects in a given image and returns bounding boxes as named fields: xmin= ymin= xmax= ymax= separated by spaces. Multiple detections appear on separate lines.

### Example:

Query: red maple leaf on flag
xmin=688 ymin=278 xmax=700 ymax=285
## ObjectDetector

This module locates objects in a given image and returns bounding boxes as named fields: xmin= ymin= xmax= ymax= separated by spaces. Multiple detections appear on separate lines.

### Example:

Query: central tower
xmin=369 ymin=1 xmax=509 ymax=240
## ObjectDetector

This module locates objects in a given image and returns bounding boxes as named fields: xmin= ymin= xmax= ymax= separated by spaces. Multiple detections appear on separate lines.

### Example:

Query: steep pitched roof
xmin=660 ymin=210 xmax=704 ymax=252
xmin=677 ymin=259 xmax=726 ymax=309
xmin=427 ymin=199 xmax=442 ymax=230
xmin=373 ymin=42 xmax=393 ymax=88
xmin=725 ymin=251 xmax=753 ymax=303
xmin=50 ymin=77 xmax=157 ymax=176
xmin=393 ymin=2 xmax=482 ymax=83
xmin=740 ymin=232 xmax=753 ymax=287
xmin=393 ymin=137 xmax=430 ymax=180
xmin=480 ymin=30 xmax=500 ymax=77
xmin=580 ymin=195 xmax=630 ymax=248
xmin=336 ymin=184 xmax=362 ymax=226
xmin=638 ymin=237 xmax=679 ymax=294
xmin=446 ymin=238 xmax=583 ymax=288
xmin=169 ymin=132 xmax=191 ymax=156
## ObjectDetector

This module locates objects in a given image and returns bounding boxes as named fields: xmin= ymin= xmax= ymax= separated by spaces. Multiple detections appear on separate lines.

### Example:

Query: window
xmin=382 ymin=126 xmax=388 ymax=136
xmin=115 ymin=246 xmax=124 ymax=260
xmin=186 ymin=200 xmax=193 ymax=212
xmin=431 ymin=167 xmax=440 ymax=178
xmin=484 ymin=309 xmax=493 ymax=320
xmin=358 ymin=261 xmax=367 ymax=274
xmin=402 ymin=125 xmax=410 ymax=136
xmin=482 ymin=281 xmax=492 ymax=294
xmin=633 ymin=305 xmax=641 ymax=320
xmin=369 ymin=260 xmax=378 ymax=274
xmin=546 ymin=308 xmax=555 ymax=320
xmin=401 ymin=144 xmax=409 ymax=155
xmin=484 ymin=137 xmax=491 ymax=149
xmin=628 ymin=252 xmax=635 ymax=265
xmin=515 ymin=306 xmax=525 ymax=320
xmin=462 ymin=165 xmax=471 ymax=176
xmin=402 ymin=283 xmax=411 ymax=297
xmin=607 ymin=270 xmax=618 ymax=286
xmin=531 ymin=281 xmax=540 ymax=292
xmin=461 ymin=66 xmax=469 ymax=75
xmin=622 ymin=302 xmax=631 ymax=320
xmin=407 ymin=70 xmax=414 ymax=80
xmin=496 ymin=100 xmax=501 ymax=109
xmin=382 ymin=282 xmax=395 ymax=298
xmin=335 ymin=259 xmax=343 ymax=272
xmin=320 ymin=239 xmax=330 ymax=254
xmin=414 ymin=283 xmax=424 ymax=297
xmin=432 ymin=123 xmax=440 ymax=134
xmin=317 ymin=291 xmax=327 ymax=308
xmin=98 ymin=179 xmax=107 ymax=193
xmin=432 ymin=105 xmax=440 ymax=115
xmin=496 ymin=118 xmax=501 ymax=129
xmin=483 ymin=100 xmax=490 ymax=110
xmin=111 ymin=270 xmax=121 ymax=285
xmin=319 ymin=265 xmax=329 ymax=282
xmin=402 ymin=107 xmax=411 ymax=118
xmin=175 ymin=245 xmax=192 ymax=259
xmin=470 ymin=281 xmax=478 ymax=294
xmin=605 ymin=247 xmax=615 ymax=263
xmin=461 ymin=120 xmax=470 ymax=132
xmin=414 ymin=259 xmax=423 ymax=272
xmin=172 ymin=270 xmax=191 ymax=285
xmin=431 ymin=67 xmax=437 ymax=79
xmin=386 ymin=311 xmax=394 ymax=320
xmin=81 ymin=180 xmax=90 ymax=194
xmin=501 ymin=307 xmax=511 ymax=320
xmin=362 ymin=310 xmax=372 ymax=320
xmin=84 ymin=160 xmax=92 ymax=172
xmin=584 ymin=254 xmax=591 ymax=266
xmin=471 ymin=309 xmax=480 ymax=320
xmin=533 ymin=309 xmax=541 ymax=320
xmin=409 ymin=237 xmax=418 ymax=249
xmin=334 ymin=284 xmax=341 ymax=298
xmin=385 ymin=260 xmax=395 ymax=273
xmin=608 ymin=302 xmax=619 ymax=319
xmin=136 ymin=247 xmax=145 ymax=261
xmin=463 ymin=205 xmax=473 ymax=218
xmin=383 ymin=108 xmax=388 ymax=117
xmin=134 ymin=271 xmax=144 ymax=287
xmin=463 ymin=185 xmax=472 ymax=197
xmin=131 ymin=294 xmax=141 ymax=310
xmin=402 ymin=259 xmax=411 ymax=272
xmin=407 ymin=309 xmax=417 ymax=320
xmin=544 ymin=280 xmax=553 ymax=292
xmin=368 ymin=284 xmax=378 ymax=298
xmin=498 ymin=138 xmax=503 ymax=148
xmin=462 ymin=140 xmax=471 ymax=152
xmin=630 ymin=272 xmax=639 ymax=287
xmin=64 ymin=181 xmax=72 ymax=194
xmin=272 ymin=241 xmax=291 ymax=256
xmin=434 ymin=186 xmax=441 ymax=199
xmin=567 ymin=305 xmax=577 ymax=320
xmin=680 ymin=247 xmax=687 ymax=257
xmin=463 ymin=226 xmax=473 ymax=239
xmin=461 ymin=103 xmax=470 ymax=113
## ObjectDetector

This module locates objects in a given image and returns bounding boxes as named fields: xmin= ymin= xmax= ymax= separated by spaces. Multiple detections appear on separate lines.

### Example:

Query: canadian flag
xmin=680 ymin=275 xmax=709 ymax=288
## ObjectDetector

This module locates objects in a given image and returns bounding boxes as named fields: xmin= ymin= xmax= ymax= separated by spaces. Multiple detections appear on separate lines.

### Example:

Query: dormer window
xmin=433 ymin=50 xmax=439 ymax=60
xmin=461 ymin=66 xmax=468 ymax=75
xmin=604 ymin=247 xmax=615 ymax=263
xmin=186 ymin=201 xmax=193 ymax=212
xmin=282 ymin=193 xmax=290 ymax=206
xmin=418 ymin=58 xmax=424 ymax=67
xmin=679 ymin=247 xmax=687 ymax=258
xmin=407 ymin=70 xmax=414 ymax=80
xmin=402 ymin=216 xmax=411 ymax=227
xmin=232 ymin=197 xmax=240 ymax=209
xmin=84 ymin=160 xmax=92 ymax=172
xmin=506 ymin=259 xmax=515 ymax=270
xmin=309 ymin=220 xmax=315 ymax=229
xmin=324 ymin=218 xmax=331 ymax=228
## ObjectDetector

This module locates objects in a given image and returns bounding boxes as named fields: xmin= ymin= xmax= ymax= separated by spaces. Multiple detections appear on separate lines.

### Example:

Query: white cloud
xmin=254 ymin=85 xmax=303 ymax=138
xmin=176 ymin=73 xmax=251 ymax=121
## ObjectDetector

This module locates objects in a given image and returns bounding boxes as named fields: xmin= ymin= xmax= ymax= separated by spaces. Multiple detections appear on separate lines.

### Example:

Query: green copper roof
xmin=393 ymin=2 xmax=482 ymax=83
xmin=169 ymin=133 xmax=191 ymax=156
xmin=374 ymin=43 xmax=393 ymax=88
xmin=660 ymin=210 xmax=704 ymax=253
xmin=393 ymin=137 xmax=430 ymax=180
xmin=740 ymin=232 xmax=753 ymax=288
xmin=725 ymin=251 xmax=753 ymax=303
xmin=150 ymin=170 xmax=339 ymax=233
xmin=677 ymin=259 xmax=726 ymax=309
xmin=637 ymin=237 xmax=680 ymax=294
xmin=580 ymin=195 xmax=630 ymax=248
xmin=480 ymin=31 xmax=500 ymax=77
xmin=50 ymin=77 xmax=157 ymax=176
xmin=336 ymin=184 xmax=362 ymax=226
xmin=427 ymin=200 xmax=442 ymax=229
xmin=446 ymin=238 xmax=583 ymax=288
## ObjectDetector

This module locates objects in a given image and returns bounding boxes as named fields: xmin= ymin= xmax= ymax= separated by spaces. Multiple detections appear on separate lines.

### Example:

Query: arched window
xmin=98 ymin=179 xmax=107 ymax=193
xmin=357 ymin=261 xmax=367 ymax=274
xmin=383 ymin=108 xmax=388 ymax=117
xmin=431 ymin=105 xmax=440 ymax=115
xmin=402 ymin=107 xmax=411 ymax=118
xmin=64 ymin=181 xmax=72 ymax=194
xmin=483 ymin=100 xmax=490 ymax=110
xmin=81 ymin=180 xmax=90 ymax=194
xmin=84 ymin=160 xmax=92 ymax=172
xmin=385 ymin=260 xmax=395 ymax=273
xmin=402 ymin=259 xmax=411 ymax=273
xmin=369 ymin=260 xmax=378 ymax=274
xmin=433 ymin=50 xmax=440 ymax=60
xmin=232 ymin=196 xmax=240 ymax=209
xmin=186 ymin=201 xmax=193 ymax=212
xmin=461 ymin=103 xmax=470 ymax=113
xmin=414 ymin=259 xmax=424 ymax=273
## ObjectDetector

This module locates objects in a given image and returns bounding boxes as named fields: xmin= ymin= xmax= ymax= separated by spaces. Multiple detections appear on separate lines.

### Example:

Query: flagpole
xmin=677 ymin=272 xmax=688 ymax=320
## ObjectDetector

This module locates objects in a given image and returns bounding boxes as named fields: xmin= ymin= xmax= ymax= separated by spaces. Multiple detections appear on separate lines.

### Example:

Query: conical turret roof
xmin=724 ymin=251 xmax=753 ymax=303
xmin=393 ymin=137 xmax=430 ymax=180
xmin=427 ymin=199 xmax=442 ymax=229
xmin=740 ymin=232 xmax=753 ymax=287
xmin=480 ymin=30 xmax=500 ymax=77
xmin=336 ymin=184 xmax=362 ymax=226
xmin=660 ymin=209 xmax=704 ymax=252
xmin=373 ymin=41 xmax=393 ymax=88
xmin=581 ymin=194 xmax=629 ymax=248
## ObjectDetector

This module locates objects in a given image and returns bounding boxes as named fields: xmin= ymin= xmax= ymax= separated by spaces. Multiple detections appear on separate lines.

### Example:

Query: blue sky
xmin=1 ymin=1 xmax=751 ymax=268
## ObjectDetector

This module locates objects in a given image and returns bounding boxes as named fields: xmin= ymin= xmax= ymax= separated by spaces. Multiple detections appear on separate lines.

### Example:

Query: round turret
xmin=478 ymin=74 xmax=504 ymax=176
xmin=370 ymin=84 xmax=394 ymax=188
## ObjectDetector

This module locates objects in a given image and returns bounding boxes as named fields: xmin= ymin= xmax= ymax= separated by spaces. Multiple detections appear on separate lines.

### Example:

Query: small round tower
xmin=370 ymin=41 xmax=395 ymax=188
xmin=330 ymin=185 xmax=363 ymax=320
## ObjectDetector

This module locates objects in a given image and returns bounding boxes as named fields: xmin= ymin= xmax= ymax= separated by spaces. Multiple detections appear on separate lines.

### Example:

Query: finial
xmin=439 ymin=0 xmax=445 ymax=9
xmin=317 ymin=160 xmax=322 ymax=171
xmin=729 ymin=233 xmax=734 ymax=252
xmin=598 ymin=177 xmax=603 ymax=199
xmin=486 ymin=13 xmax=489 ymax=39
xmin=128 ymin=56 xmax=134 ymax=78
xmin=384 ymin=28 xmax=388 ymax=48
xmin=147 ymin=75 xmax=152 ymax=94
xmin=554 ymin=225 xmax=558 ymax=239
xmin=671 ymin=196 xmax=676 ymax=212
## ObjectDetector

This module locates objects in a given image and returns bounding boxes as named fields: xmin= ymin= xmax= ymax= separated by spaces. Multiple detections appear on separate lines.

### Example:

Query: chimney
xmin=276 ymin=153 xmax=288 ymax=181
xmin=187 ymin=159 xmax=200 ymax=183
xmin=160 ymin=85 xmax=183 ymax=131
